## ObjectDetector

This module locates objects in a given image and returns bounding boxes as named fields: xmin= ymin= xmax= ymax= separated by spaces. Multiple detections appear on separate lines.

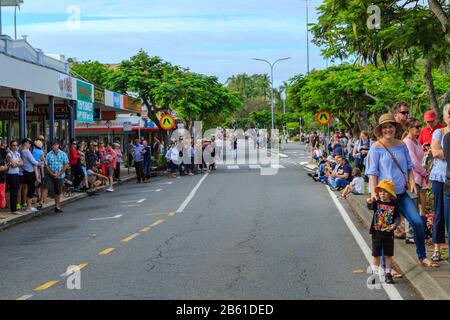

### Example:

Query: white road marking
xmin=176 ymin=173 xmax=209 ymax=213
xmin=227 ymin=165 xmax=239 ymax=170
xmin=122 ymin=204 xmax=140 ymax=208
xmin=157 ymin=182 xmax=173 ymax=185
xmin=326 ymin=186 xmax=403 ymax=300
xmin=271 ymin=164 xmax=285 ymax=169
xmin=249 ymin=165 xmax=262 ymax=169
xmin=140 ymin=189 xmax=162 ymax=193
xmin=137 ymin=198 xmax=146 ymax=203
xmin=89 ymin=214 xmax=122 ymax=221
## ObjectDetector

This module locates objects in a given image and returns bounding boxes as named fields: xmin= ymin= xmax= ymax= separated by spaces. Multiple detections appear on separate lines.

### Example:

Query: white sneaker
xmin=106 ymin=188 xmax=114 ymax=192
xmin=26 ymin=207 xmax=38 ymax=213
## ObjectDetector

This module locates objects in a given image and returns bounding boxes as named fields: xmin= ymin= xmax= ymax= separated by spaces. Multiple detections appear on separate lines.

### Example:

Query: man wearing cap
xmin=40 ymin=141 xmax=69 ymax=213
xmin=418 ymin=110 xmax=444 ymax=148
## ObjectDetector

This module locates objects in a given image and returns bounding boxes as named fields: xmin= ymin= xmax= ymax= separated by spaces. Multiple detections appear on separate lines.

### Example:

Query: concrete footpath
xmin=300 ymin=161 xmax=450 ymax=300
xmin=0 ymin=167 xmax=138 ymax=232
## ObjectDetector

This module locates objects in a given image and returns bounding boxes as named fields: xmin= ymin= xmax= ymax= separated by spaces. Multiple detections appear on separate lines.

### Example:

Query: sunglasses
xmin=399 ymin=111 xmax=409 ymax=115
xmin=414 ymin=125 xmax=422 ymax=129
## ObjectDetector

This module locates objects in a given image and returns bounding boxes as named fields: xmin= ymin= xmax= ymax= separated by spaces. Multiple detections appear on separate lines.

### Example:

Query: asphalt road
xmin=0 ymin=141 xmax=420 ymax=300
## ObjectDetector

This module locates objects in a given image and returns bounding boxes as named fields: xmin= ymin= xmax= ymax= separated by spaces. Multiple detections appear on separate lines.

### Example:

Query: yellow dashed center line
xmin=72 ymin=263 xmax=88 ymax=271
xmin=120 ymin=233 xmax=140 ymax=243
xmin=140 ymin=227 xmax=151 ymax=233
xmin=20 ymin=209 xmax=176 ymax=299
xmin=151 ymin=219 xmax=165 ymax=227
xmin=34 ymin=280 xmax=60 ymax=292
xmin=99 ymin=248 xmax=115 ymax=255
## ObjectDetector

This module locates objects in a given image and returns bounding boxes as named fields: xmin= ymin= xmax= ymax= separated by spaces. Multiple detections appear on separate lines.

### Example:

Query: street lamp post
xmin=305 ymin=0 xmax=310 ymax=74
xmin=252 ymin=57 xmax=291 ymax=131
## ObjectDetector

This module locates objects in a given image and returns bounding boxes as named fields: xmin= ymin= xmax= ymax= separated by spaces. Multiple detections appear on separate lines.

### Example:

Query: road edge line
xmin=326 ymin=186 xmax=404 ymax=300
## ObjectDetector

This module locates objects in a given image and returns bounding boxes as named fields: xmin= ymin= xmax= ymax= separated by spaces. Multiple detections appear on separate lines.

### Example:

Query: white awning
xmin=0 ymin=1 xmax=23 ymax=7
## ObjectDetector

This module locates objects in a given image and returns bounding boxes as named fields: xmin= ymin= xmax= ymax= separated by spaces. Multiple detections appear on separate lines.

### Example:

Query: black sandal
xmin=431 ymin=251 xmax=442 ymax=262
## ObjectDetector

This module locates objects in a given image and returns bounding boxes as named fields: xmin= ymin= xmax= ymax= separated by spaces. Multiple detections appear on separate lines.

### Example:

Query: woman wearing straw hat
xmin=366 ymin=113 xmax=439 ymax=268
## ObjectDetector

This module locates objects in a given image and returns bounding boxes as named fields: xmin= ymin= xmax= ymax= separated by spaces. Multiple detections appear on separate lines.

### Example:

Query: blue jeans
xmin=319 ymin=163 xmax=325 ymax=176
xmin=432 ymin=181 xmax=446 ymax=244
xmin=395 ymin=193 xmax=427 ymax=260
xmin=442 ymin=194 xmax=450 ymax=264
xmin=330 ymin=177 xmax=350 ymax=189
xmin=144 ymin=160 xmax=152 ymax=178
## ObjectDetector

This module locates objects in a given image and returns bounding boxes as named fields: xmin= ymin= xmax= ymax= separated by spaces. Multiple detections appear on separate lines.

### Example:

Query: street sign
xmin=159 ymin=114 xmax=175 ymax=130
xmin=315 ymin=110 xmax=332 ymax=126
xmin=123 ymin=121 xmax=132 ymax=132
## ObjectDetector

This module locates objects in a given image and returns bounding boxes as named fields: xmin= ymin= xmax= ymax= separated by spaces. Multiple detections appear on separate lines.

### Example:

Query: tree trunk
xmin=428 ymin=0 xmax=450 ymax=45
xmin=424 ymin=59 xmax=439 ymax=114
xmin=144 ymin=101 xmax=169 ymax=153
xmin=438 ymin=88 xmax=450 ymax=108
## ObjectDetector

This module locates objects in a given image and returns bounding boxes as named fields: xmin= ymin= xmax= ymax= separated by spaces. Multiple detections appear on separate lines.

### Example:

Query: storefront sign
xmin=32 ymin=104 xmax=70 ymax=120
xmin=123 ymin=121 xmax=132 ymax=132
xmin=101 ymin=111 xmax=116 ymax=121
xmin=94 ymin=108 xmax=101 ymax=121
xmin=0 ymin=98 xmax=33 ymax=112
xmin=76 ymin=80 xmax=94 ymax=123
xmin=113 ymin=92 xmax=121 ymax=109
xmin=94 ymin=86 xmax=105 ymax=105
xmin=58 ymin=73 xmax=74 ymax=99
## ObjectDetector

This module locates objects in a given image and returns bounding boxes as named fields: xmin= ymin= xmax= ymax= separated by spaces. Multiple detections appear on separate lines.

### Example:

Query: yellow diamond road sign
xmin=159 ymin=114 xmax=175 ymax=130
xmin=315 ymin=111 xmax=332 ymax=126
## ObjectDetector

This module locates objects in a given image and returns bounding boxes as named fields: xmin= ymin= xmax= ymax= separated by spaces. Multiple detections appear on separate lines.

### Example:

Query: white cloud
xmin=2 ymin=0 xmax=327 ymax=86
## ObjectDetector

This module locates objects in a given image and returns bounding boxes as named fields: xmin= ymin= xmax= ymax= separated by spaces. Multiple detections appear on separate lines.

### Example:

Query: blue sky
xmin=1 ymin=0 xmax=329 ymax=86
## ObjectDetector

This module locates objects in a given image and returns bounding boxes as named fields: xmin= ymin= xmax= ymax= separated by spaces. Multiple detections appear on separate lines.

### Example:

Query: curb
xmin=299 ymin=163 xmax=450 ymax=300
xmin=0 ymin=173 xmax=137 ymax=233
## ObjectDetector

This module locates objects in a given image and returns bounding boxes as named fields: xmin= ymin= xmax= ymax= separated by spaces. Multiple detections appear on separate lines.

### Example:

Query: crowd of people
xmin=304 ymin=101 xmax=450 ymax=283
xmin=0 ymin=137 xmax=127 ymax=217
xmin=0 ymin=128 xmax=237 ymax=218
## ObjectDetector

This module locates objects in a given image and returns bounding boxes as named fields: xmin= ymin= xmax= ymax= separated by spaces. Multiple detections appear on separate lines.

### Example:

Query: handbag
xmin=378 ymin=141 xmax=419 ymax=204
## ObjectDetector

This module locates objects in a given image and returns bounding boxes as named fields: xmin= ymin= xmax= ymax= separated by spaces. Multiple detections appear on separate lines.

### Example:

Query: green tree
xmin=310 ymin=0 xmax=450 ymax=113
xmin=70 ymin=60 xmax=113 ymax=87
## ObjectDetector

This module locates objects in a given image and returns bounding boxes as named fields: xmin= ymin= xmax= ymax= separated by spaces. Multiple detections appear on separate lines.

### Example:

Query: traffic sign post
xmin=315 ymin=110 xmax=332 ymax=126
xmin=159 ymin=114 xmax=175 ymax=131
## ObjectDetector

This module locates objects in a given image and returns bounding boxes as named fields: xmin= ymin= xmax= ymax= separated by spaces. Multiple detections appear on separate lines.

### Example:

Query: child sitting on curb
xmin=339 ymin=168 xmax=365 ymax=199
xmin=366 ymin=179 xmax=401 ymax=284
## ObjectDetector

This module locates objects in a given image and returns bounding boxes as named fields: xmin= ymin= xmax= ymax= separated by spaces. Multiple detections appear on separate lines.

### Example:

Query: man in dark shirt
xmin=329 ymin=155 xmax=352 ymax=190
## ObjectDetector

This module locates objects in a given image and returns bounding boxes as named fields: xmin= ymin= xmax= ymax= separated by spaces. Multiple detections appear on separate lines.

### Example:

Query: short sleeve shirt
xmin=366 ymin=143 xmax=414 ymax=195
xmin=430 ymin=128 xmax=447 ymax=183
xmin=337 ymin=162 xmax=352 ymax=181
xmin=45 ymin=150 xmax=69 ymax=179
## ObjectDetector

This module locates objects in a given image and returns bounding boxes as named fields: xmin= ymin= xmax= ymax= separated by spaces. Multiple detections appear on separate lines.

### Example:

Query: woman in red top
xmin=97 ymin=142 xmax=107 ymax=176
xmin=105 ymin=143 xmax=117 ymax=192
xmin=69 ymin=141 xmax=85 ymax=191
